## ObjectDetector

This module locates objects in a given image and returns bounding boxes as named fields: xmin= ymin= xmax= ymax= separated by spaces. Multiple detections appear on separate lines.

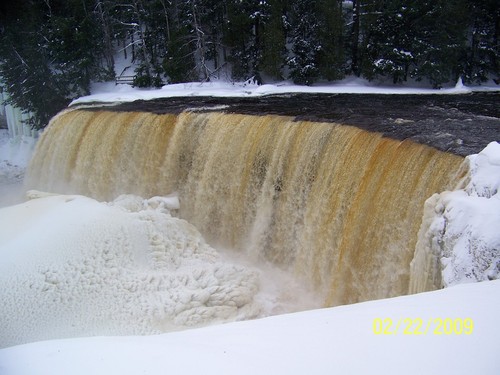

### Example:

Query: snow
xmin=0 ymin=129 xmax=36 ymax=207
xmin=0 ymin=192 xmax=321 ymax=348
xmin=0 ymin=129 xmax=35 ymax=171
xmin=73 ymin=76 xmax=500 ymax=106
xmin=1 ymin=280 xmax=499 ymax=375
xmin=418 ymin=142 xmax=500 ymax=287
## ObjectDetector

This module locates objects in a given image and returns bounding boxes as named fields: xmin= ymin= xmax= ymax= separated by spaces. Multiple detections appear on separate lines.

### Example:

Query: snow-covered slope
xmin=1 ymin=279 xmax=499 ymax=375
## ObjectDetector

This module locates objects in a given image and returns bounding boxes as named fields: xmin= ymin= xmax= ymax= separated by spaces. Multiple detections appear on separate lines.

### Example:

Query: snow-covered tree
xmin=316 ymin=0 xmax=346 ymax=81
xmin=259 ymin=0 xmax=289 ymax=81
xmin=462 ymin=0 xmax=499 ymax=83
xmin=287 ymin=0 xmax=322 ymax=85
xmin=0 ymin=0 xmax=108 ymax=128
xmin=361 ymin=1 xmax=416 ymax=83
xmin=360 ymin=0 xmax=471 ymax=88
xmin=410 ymin=0 xmax=468 ymax=88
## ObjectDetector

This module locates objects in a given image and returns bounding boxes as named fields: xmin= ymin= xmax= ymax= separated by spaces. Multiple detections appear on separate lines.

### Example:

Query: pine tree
xmin=0 ymin=21 xmax=70 ymax=129
xmin=349 ymin=0 xmax=361 ymax=75
xmin=410 ymin=0 xmax=468 ymax=88
xmin=287 ymin=0 xmax=322 ymax=85
xmin=316 ymin=0 xmax=345 ymax=81
xmin=358 ymin=0 xmax=470 ymax=87
xmin=360 ymin=1 xmax=416 ymax=83
xmin=163 ymin=25 xmax=197 ymax=83
xmin=1 ymin=0 xmax=499 ymax=129
xmin=43 ymin=0 xmax=110 ymax=94
xmin=0 ymin=0 xmax=115 ymax=128
xmin=224 ymin=0 xmax=267 ymax=82
xmin=260 ymin=0 xmax=288 ymax=80
xmin=463 ymin=0 xmax=499 ymax=83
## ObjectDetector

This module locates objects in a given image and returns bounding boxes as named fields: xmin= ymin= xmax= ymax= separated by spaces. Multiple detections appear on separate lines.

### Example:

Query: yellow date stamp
xmin=373 ymin=318 xmax=474 ymax=335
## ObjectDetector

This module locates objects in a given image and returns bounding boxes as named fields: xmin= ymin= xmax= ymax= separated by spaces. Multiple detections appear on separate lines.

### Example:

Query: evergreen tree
xmin=349 ymin=0 xmax=361 ymax=75
xmin=110 ymin=0 xmax=167 ymax=87
xmin=163 ymin=25 xmax=197 ymax=83
xmin=43 ymin=0 xmax=111 ymax=93
xmin=1 ymin=0 xmax=498 ymax=131
xmin=316 ymin=0 xmax=345 ymax=81
xmin=361 ymin=1 xmax=419 ymax=83
xmin=224 ymin=0 xmax=268 ymax=82
xmin=410 ymin=0 xmax=468 ymax=88
xmin=0 ymin=20 xmax=70 ymax=129
xmin=463 ymin=0 xmax=499 ymax=83
xmin=359 ymin=0 xmax=470 ymax=87
xmin=260 ymin=0 xmax=288 ymax=80
xmin=0 ymin=0 xmax=108 ymax=128
xmin=287 ymin=0 xmax=322 ymax=85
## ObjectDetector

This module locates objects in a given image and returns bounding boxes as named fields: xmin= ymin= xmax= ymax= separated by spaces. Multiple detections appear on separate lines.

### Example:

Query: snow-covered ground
xmin=0 ymin=81 xmax=499 ymax=374
xmin=1 ymin=279 xmax=499 ymax=375
xmin=72 ymin=76 xmax=499 ymax=106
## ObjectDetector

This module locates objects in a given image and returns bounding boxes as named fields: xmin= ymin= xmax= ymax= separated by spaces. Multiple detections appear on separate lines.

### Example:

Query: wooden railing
xmin=115 ymin=75 xmax=135 ymax=85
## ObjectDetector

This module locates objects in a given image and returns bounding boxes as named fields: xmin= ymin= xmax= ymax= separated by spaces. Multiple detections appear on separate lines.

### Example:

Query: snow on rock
xmin=0 ymin=192 xmax=260 ymax=348
xmin=410 ymin=142 xmax=500 ymax=291
xmin=440 ymin=142 xmax=500 ymax=285
xmin=464 ymin=141 xmax=500 ymax=198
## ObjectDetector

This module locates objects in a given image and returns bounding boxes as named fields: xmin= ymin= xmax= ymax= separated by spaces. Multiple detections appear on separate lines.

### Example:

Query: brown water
xmin=26 ymin=109 xmax=464 ymax=305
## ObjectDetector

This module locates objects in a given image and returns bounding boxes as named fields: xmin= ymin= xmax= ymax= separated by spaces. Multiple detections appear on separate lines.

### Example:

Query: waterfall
xmin=26 ymin=109 xmax=463 ymax=306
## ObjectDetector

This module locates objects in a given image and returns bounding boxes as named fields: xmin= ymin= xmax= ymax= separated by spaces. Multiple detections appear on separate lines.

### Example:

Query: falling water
xmin=26 ymin=109 xmax=463 ymax=306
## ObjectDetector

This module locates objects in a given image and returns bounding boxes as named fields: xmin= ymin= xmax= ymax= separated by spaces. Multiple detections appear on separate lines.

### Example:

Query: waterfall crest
xmin=26 ymin=109 xmax=463 ymax=305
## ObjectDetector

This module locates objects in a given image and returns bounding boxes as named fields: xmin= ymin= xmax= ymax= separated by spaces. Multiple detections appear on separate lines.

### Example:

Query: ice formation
xmin=0 ymin=192 xmax=262 ymax=348
xmin=410 ymin=142 xmax=500 ymax=291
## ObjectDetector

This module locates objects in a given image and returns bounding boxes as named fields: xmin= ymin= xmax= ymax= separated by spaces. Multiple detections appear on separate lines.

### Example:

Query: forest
xmin=0 ymin=0 xmax=498 ymax=129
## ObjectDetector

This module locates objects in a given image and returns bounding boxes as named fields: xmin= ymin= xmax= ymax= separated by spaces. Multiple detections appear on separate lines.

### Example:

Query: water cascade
xmin=26 ymin=109 xmax=464 ymax=306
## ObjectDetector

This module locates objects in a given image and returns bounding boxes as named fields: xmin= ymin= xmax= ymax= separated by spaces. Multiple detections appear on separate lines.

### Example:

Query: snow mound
xmin=440 ymin=142 xmax=500 ymax=285
xmin=0 ymin=159 xmax=24 ymax=185
xmin=1 ymin=280 xmax=499 ymax=375
xmin=411 ymin=142 xmax=500 ymax=290
xmin=0 ymin=192 xmax=260 ymax=348
xmin=464 ymin=141 xmax=500 ymax=198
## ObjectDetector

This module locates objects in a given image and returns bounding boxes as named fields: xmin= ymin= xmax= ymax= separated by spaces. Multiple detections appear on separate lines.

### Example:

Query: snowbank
xmin=1 ymin=279 xmax=499 ymax=375
xmin=410 ymin=142 xmax=500 ymax=291
xmin=0 ymin=191 xmax=321 ymax=348
xmin=0 ymin=192 xmax=264 ymax=348
xmin=440 ymin=142 xmax=500 ymax=285
xmin=72 ymin=77 xmax=499 ymax=106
